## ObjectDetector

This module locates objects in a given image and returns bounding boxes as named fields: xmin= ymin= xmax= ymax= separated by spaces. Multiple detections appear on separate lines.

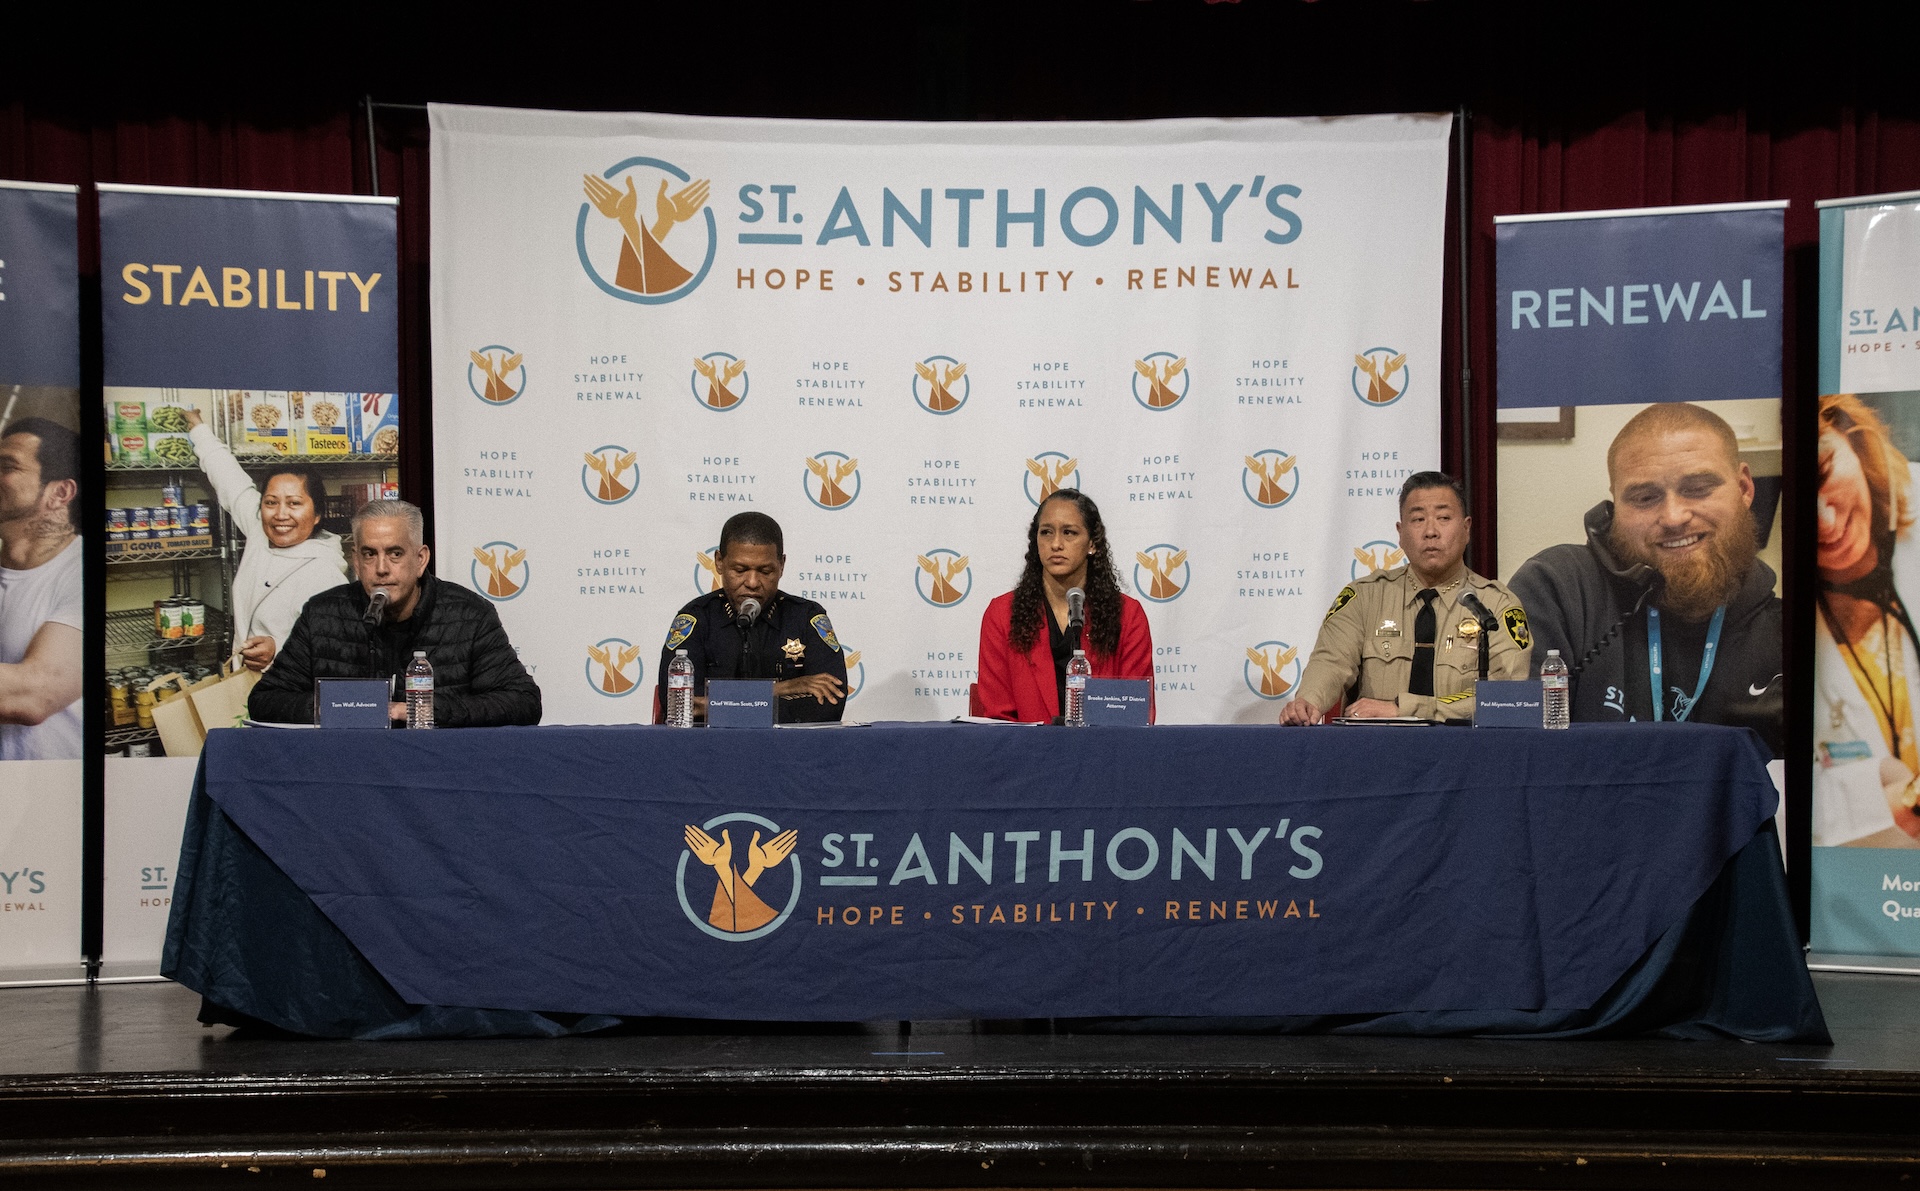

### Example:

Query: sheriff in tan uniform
xmin=1281 ymin=472 xmax=1532 ymax=725
xmin=1293 ymin=566 xmax=1530 ymax=721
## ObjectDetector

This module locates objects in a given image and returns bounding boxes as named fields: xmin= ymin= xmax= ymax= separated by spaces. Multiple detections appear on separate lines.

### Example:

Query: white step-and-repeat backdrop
xmin=430 ymin=106 xmax=1449 ymax=724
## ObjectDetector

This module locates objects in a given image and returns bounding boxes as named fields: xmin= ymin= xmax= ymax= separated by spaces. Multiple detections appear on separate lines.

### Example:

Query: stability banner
xmin=0 ymin=181 xmax=83 ymax=984
xmin=430 ymin=106 xmax=1450 ymax=725
xmin=96 ymin=184 xmax=400 ymax=977
xmin=1810 ymin=190 xmax=1920 ymax=959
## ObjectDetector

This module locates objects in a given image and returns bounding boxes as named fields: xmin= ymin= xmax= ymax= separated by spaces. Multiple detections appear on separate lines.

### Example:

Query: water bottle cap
xmin=1546 ymin=649 xmax=1560 ymax=656
xmin=675 ymin=648 xmax=689 ymax=657
xmin=413 ymin=650 xmax=426 ymax=657
xmin=1073 ymin=649 xmax=1086 ymax=657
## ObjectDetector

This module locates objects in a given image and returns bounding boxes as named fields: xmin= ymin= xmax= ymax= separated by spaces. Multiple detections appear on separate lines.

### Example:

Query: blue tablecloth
xmin=163 ymin=722 xmax=1826 ymax=1041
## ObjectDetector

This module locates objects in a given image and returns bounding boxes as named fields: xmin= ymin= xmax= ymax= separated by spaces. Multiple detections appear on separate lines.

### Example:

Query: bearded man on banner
xmin=1510 ymin=402 xmax=1783 ymax=754
xmin=0 ymin=418 xmax=83 ymax=760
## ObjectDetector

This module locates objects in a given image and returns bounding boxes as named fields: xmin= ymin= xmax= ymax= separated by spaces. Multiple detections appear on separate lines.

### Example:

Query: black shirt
xmin=656 ymin=589 xmax=850 ymax=724
xmin=1047 ymin=611 xmax=1079 ymax=719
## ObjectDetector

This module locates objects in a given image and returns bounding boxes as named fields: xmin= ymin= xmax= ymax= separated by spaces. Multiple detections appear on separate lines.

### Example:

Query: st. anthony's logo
xmin=470 ymin=542 xmax=528 ymax=600
xmin=691 ymin=352 xmax=747 ymax=410
xmin=1243 ymin=449 xmax=1301 ymax=508
xmin=915 ymin=549 xmax=972 ymax=607
xmin=1133 ymin=544 xmax=1189 ymax=602
xmin=677 ymin=814 xmax=801 ymax=941
xmin=468 ymin=346 xmax=525 ymax=405
xmin=1024 ymin=452 xmax=1080 ymax=505
xmin=693 ymin=544 xmax=724 ymax=594
xmin=912 ymin=355 xmax=969 ymax=414
xmin=578 ymin=158 xmax=716 ymax=305
xmin=804 ymin=451 xmax=860 ymax=509
xmin=1132 ymin=351 xmax=1189 ymax=410
xmin=841 ymin=645 xmax=865 ymax=699
xmin=584 ymin=637 xmax=642 ymax=697
xmin=1351 ymin=539 xmax=1405 ymax=579
xmin=1351 ymin=347 xmax=1409 ymax=406
xmin=582 ymin=445 xmax=640 ymax=504
xmin=1244 ymin=641 xmax=1302 ymax=699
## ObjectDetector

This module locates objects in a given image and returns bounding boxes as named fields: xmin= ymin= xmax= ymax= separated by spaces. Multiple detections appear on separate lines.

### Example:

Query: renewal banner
xmin=430 ymin=106 xmax=1450 ymax=725
xmin=1810 ymin=189 xmax=1920 ymax=961
xmin=96 ymin=184 xmax=399 ymax=977
xmin=0 ymin=180 xmax=83 ymax=983
xmin=1493 ymin=204 xmax=1786 ymax=782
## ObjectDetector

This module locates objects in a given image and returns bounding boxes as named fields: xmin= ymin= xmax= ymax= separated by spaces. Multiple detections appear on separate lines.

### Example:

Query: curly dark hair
xmin=1008 ymin=489 xmax=1124 ymax=657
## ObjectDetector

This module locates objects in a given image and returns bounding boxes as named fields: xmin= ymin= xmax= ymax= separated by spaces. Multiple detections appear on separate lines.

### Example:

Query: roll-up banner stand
xmin=1493 ymin=202 xmax=1787 ymax=831
xmin=96 ymin=184 xmax=399 ymax=979
xmin=1808 ymin=188 xmax=1920 ymax=974
xmin=0 ymin=180 xmax=85 ymax=986
xmin=431 ymin=107 xmax=1450 ymax=725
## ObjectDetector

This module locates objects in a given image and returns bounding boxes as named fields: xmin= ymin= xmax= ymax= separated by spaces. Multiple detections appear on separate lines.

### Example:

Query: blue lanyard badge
xmin=1648 ymin=605 xmax=1725 ymax=723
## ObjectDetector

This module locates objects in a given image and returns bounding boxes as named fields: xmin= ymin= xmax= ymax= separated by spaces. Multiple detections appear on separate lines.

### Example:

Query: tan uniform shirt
xmin=1295 ymin=565 xmax=1532 ymax=722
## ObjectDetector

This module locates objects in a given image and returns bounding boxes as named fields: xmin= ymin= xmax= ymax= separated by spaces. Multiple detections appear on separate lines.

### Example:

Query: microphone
xmin=736 ymin=597 xmax=763 ymax=629
xmin=1066 ymin=587 xmax=1086 ymax=628
xmin=1458 ymin=591 xmax=1497 ymax=681
xmin=362 ymin=589 xmax=390 ymax=627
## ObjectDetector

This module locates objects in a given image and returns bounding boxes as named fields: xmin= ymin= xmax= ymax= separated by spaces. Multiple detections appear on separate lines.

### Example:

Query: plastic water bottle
xmin=1541 ymin=648 xmax=1570 ymax=730
xmin=667 ymin=649 xmax=695 ymax=727
xmin=1065 ymin=649 xmax=1091 ymax=726
xmin=405 ymin=650 xmax=434 ymax=729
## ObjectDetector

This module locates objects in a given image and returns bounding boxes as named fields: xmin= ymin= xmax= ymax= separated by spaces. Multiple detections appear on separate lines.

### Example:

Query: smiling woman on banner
xmin=185 ymin=409 xmax=347 ymax=672
xmin=975 ymin=489 xmax=1154 ymax=723
xmin=1813 ymin=393 xmax=1920 ymax=847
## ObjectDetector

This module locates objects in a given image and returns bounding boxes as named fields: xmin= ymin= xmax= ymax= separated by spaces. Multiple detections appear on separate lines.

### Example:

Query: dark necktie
xmin=1410 ymin=588 xmax=1438 ymax=697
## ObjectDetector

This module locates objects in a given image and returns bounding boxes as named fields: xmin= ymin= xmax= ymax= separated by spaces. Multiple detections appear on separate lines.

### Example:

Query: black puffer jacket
xmin=249 ymin=574 xmax=542 ymax=727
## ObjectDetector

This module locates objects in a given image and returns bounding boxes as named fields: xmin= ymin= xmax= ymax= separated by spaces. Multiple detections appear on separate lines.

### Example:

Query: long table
xmin=163 ymin=722 xmax=1826 ymax=1041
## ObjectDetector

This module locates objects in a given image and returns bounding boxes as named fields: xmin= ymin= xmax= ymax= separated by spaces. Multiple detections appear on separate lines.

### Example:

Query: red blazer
xmin=975 ymin=590 xmax=1155 ymax=723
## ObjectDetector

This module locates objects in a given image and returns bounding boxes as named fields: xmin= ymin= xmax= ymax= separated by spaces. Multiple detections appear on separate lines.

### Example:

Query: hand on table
xmin=1345 ymin=697 xmax=1403 ymax=719
xmin=389 ymin=701 xmax=407 ymax=723
xmin=1278 ymin=698 xmax=1322 ymax=726
xmin=776 ymin=673 xmax=846 ymax=705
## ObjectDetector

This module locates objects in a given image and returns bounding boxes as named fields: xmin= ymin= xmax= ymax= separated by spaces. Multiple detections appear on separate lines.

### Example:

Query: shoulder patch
xmin=811 ymin=613 xmax=841 ymax=652
xmin=1325 ymin=586 xmax=1356 ymax=621
xmin=1503 ymin=606 xmax=1531 ymax=650
xmin=665 ymin=613 xmax=698 ymax=650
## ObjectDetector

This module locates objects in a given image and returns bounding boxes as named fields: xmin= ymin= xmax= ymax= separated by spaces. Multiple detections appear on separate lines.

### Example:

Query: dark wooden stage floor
xmin=2 ymin=973 xmax=1917 ymax=1189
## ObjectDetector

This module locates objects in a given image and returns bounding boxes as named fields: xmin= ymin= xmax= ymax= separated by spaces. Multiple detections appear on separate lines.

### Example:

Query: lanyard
xmin=1648 ymin=605 xmax=1725 ymax=723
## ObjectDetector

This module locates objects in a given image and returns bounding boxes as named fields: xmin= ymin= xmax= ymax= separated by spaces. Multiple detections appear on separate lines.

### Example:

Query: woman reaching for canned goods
xmin=184 ymin=409 xmax=347 ymax=672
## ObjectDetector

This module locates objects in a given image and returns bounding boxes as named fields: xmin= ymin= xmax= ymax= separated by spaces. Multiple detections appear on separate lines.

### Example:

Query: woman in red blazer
xmin=975 ymin=489 xmax=1155 ymax=722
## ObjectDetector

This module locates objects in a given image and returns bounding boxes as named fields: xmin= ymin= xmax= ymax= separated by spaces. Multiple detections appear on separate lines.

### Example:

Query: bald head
xmin=1608 ymin=403 xmax=1740 ymax=489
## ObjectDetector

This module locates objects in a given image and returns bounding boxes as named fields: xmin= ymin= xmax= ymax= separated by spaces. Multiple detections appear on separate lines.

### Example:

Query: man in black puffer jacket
xmin=249 ymin=500 xmax=541 ymax=727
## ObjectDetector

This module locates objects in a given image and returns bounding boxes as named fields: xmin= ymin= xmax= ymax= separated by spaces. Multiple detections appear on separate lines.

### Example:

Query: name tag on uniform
xmin=706 ymin=680 xmax=775 ymax=728
xmin=316 ymin=679 xmax=390 ymax=729
xmin=1473 ymin=680 xmax=1543 ymax=728
xmin=1084 ymin=679 xmax=1151 ymax=726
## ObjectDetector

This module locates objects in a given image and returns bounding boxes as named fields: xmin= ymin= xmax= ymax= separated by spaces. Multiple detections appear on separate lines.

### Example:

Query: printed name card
xmin=1083 ymin=679 xmax=1152 ymax=727
xmin=706 ymin=680 xmax=776 ymax=728
xmin=316 ymin=679 xmax=391 ymax=730
xmin=1473 ymin=680 xmax=1544 ymax=728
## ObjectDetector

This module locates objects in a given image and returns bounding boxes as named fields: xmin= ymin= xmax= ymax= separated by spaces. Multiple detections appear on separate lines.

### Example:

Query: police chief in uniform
xmin=657 ymin=511 xmax=848 ymax=723
xmin=1280 ymin=472 xmax=1531 ymax=724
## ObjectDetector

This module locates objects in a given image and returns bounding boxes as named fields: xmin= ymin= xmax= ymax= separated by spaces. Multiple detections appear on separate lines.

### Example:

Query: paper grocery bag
xmin=187 ymin=664 xmax=263 ymax=744
xmin=147 ymin=671 xmax=221 ymax=758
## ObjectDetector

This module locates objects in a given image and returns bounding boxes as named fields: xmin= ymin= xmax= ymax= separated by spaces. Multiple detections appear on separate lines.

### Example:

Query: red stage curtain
xmin=6 ymin=100 xmax=1919 ymax=551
